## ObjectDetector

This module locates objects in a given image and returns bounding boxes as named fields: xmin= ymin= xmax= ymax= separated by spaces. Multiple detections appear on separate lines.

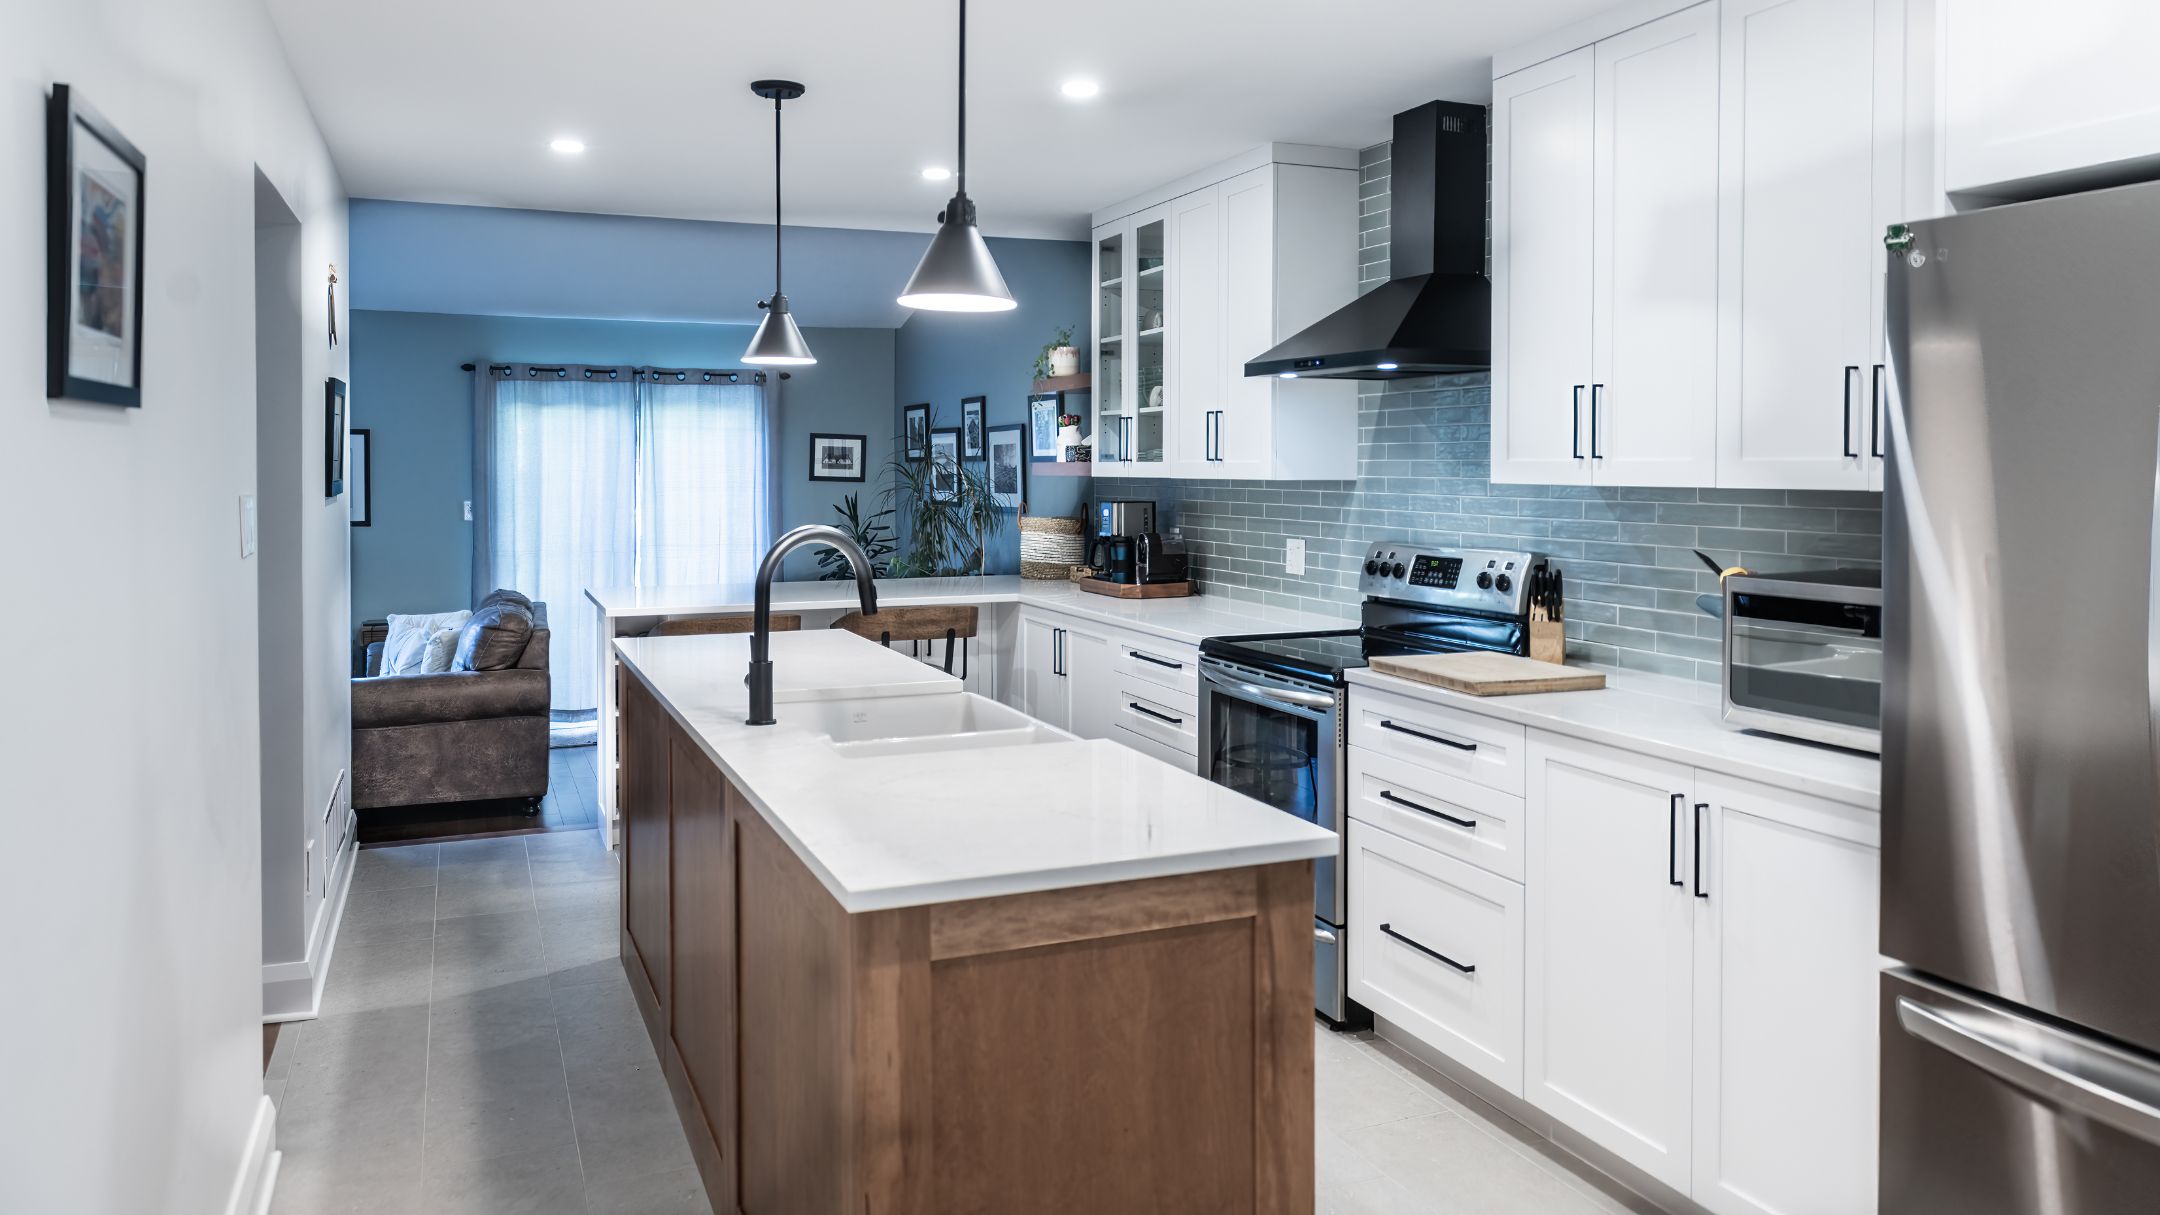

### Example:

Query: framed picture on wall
xmin=961 ymin=395 xmax=986 ymax=458
xmin=929 ymin=427 xmax=961 ymax=501
xmin=1028 ymin=391 xmax=1063 ymax=462
xmin=902 ymin=403 xmax=930 ymax=459
xmin=987 ymin=423 xmax=1026 ymax=512
xmin=45 ymin=84 xmax=147 ymax=408
xmin=808 ymin=432 xmax=867 ymax=482
xmin=324 ymin=377 xmax=347 ymax=498
xmin=349 ymin=428 xmax=372 ymax=525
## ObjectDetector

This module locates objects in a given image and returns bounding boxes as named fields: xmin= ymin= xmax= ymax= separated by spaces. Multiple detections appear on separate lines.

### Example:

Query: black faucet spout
xmin=746 ymin=524 xmax=879 ymax=725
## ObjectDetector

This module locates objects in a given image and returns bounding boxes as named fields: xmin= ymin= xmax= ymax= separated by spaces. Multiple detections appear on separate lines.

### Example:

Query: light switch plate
xmin=239 ymin=494 xmax=257 ymax=558
xmin=1285 ymin=538 xmax=1306 ymax=576
xmin=463 ymin=500 xmax=474 ymax=522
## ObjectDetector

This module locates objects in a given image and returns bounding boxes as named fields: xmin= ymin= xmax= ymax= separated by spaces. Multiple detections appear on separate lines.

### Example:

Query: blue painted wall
xmin=347 ymin=311 xmax=895 ymax=623
xmin=892 ymin=237 xmax=1095 ymax=574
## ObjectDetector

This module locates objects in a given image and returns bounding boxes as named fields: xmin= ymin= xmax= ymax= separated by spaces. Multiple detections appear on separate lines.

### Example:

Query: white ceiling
xmin=266 ymin=0 xmax=1616 ymax=240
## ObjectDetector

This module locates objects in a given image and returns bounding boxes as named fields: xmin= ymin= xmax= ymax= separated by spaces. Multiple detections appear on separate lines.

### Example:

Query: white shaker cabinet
xmin=1014 ymin=608 xmax=1141 ymax=745
xmin=1716 ymin=0 xmax=1904 ymax=489
xmin=1524 ymin=733 xmax=1698 ymax=1193
xmin=1018 ymin=612 xmax=1069 ymax=731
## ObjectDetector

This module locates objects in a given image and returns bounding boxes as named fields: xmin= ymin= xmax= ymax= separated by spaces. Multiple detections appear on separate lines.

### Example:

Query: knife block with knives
xmin=1528 ymin=565 xmax=1566 ymax=665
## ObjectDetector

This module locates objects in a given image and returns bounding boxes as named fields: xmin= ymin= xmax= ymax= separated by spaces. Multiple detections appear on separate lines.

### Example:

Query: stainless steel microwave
xmin=1721 ymin=568 xmax=1882 ymax=753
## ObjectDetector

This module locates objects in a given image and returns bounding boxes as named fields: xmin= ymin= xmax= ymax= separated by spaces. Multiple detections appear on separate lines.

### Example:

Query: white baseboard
xmin=222 ymin=1095 xmax=281 ymax=1215
xmin=262 ymin=829 xmax=358 ymax=1022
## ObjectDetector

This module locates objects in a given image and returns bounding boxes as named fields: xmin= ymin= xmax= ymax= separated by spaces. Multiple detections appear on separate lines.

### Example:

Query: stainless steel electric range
xmin=1198 ymin=542 xmax=1546 ymax=1024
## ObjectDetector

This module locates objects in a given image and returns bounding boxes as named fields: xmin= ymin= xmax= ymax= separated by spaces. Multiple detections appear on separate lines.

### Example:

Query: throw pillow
xmin=420 ymin=626 xmax=462 ymax=673
xmin=453 ymin=600 xmax=535 ymax=672
xmin=381 ymin=609 xmax=472 ymax=676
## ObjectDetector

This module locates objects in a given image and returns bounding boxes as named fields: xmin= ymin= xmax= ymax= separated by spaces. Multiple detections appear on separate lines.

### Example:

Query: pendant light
xmin=744 ymin=80 xmax=816 ymax=365
xmin=898 ymin=0 xmax=1016 ymax=312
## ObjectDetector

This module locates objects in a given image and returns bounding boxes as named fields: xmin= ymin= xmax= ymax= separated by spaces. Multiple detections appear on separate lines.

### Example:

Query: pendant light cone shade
xmin=745 ymin=79 xmax=816 ymax=365
xmin=899 ymin=0 xmax=1017 ymax=312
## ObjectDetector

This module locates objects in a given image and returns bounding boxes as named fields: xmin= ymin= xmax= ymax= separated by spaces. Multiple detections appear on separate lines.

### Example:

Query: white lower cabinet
xmin=1018 ymin=608 xmax=1196 ymax=757
xmin=1348 ymin=819 xmax=1526 ymax=1096
xmin=1018 ymin=612 xmax=1069 ymax=730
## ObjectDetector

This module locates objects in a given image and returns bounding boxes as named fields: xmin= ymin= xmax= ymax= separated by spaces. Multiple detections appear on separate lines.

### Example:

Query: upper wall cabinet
xmin=1493 ymin=0 xmax=1907 ymax=491
xmin=1944 ymin=0 xmax=2160 ymax=200
xmin=1091 ymin=149 xmax=1361 ymax=482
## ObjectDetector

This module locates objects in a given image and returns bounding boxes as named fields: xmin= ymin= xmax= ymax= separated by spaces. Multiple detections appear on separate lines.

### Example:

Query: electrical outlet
xmin=239 ymin=495 xmax=257 ymax=558
xmin=463 ymin=500 xmax=474 ymax=522
xmin=1285 ymin=538 xmax=1306 ymax=576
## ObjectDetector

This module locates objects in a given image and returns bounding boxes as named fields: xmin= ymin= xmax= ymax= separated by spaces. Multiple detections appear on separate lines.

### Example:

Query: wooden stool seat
xmin=647 ymin=613 xmax=801 ymax=637
xmin=829 ymin=605 xmax=978 ymax=676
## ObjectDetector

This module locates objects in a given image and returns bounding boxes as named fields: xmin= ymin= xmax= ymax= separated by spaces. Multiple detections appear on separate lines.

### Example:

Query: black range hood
xmin=1245 ymin=100 xmax=1490 ymax=381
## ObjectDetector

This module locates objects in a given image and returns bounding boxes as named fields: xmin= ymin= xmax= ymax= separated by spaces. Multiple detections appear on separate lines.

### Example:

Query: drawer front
xmin=1348 ymin=746 xmax=1525 ymax=883
xmin=1348 ymin=820 xmax=1525 ymax=1097
xmin=1349 ymin=685 xmax=1526 ymax=796
xmin=1114 ymin=723 xmax=1201 ymax=773
xmin=1115 ymin=682 xmax=1199 ymax=755
xmin=1115 ymin=636 xmax=1200 ymax=699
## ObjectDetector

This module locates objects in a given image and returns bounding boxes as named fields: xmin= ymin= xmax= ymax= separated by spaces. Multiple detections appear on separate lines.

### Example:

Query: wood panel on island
xmin=615 ymin=667 xmax=1317 ymax=1214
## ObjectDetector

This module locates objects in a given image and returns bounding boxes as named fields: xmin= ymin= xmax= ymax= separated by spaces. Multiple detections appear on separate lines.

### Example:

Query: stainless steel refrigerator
xmin=1883 ymin=178 xmax=2160 ymax=1211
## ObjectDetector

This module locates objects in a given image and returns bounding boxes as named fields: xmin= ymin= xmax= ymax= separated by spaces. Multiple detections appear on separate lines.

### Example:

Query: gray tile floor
xmin=269 ymin=750 xmax=1655 ymax=1215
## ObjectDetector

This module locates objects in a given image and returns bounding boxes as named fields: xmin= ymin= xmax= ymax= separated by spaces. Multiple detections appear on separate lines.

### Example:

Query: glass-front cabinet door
xmin=1094 ymin=228 xmax=1126 ymax=466
xmin=1130 ymin=211 xmax=1168 ymax=468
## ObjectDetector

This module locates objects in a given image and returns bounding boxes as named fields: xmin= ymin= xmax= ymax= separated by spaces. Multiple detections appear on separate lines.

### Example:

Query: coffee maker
xmin=1088 ymin=499 xmax=1155 ymax=584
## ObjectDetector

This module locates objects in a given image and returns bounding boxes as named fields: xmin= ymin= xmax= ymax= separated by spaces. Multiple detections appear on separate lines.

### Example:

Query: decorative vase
xmin=1058 ymin=423 xmax=1084 ymax=461
xmin=1048 ymin=345 xmax=1080 ymax=378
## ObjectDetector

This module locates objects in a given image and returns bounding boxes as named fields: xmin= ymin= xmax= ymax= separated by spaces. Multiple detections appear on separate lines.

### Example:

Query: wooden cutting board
xmin=1368 ymin=651 xmax=1606 ymax=696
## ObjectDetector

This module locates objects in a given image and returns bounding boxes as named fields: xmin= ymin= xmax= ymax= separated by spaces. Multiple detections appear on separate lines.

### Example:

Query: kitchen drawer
xmin=1115 ymin=723 xmax=1201 ymax=773
xmin=1348 ymin=820 xmax=1525 ymax=1096
xmin=1115 ymin=682 xmax=1198 ymax=756
xmin=1348 ymin=746 xmax=1525 ymax=884
xmin=1114 ymin=636 xmax=1200 ymax=699
xmin=1349 ymin=684 xmax=1526 ymax=796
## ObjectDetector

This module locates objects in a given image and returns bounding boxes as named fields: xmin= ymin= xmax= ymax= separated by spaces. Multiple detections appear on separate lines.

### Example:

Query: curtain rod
xmin=459 ymin=362 xmax=792 ymax=381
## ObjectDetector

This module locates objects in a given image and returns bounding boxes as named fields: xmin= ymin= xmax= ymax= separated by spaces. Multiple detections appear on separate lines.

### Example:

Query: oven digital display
xmin=1409 ymin=555 xmax=1462 ymax=589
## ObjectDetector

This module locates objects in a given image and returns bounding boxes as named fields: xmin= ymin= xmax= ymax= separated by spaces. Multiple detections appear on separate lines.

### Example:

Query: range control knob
xmin=1391 ymin=562 xmax=1407 ymax=579
xmin=1363 ymin=560 xmax=1379 ymax=576
xmin=1495 ymin=573 xmax=1513 ymax=594
xmin=1476 ymin=571 xmax=1494 ymax=590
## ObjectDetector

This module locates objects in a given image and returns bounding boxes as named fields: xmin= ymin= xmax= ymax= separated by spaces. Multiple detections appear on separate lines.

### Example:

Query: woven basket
xmin=1019 ymin=515 xmax=1087 ymax=580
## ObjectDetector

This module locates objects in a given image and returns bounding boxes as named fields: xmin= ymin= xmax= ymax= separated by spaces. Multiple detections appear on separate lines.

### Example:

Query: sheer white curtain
xmin=636 ymin=375 xmax=773 ymax=587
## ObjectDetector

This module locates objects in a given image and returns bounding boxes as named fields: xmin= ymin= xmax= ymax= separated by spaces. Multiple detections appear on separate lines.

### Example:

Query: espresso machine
xmin=1088 ymin=499 xmax=1155 ymax=584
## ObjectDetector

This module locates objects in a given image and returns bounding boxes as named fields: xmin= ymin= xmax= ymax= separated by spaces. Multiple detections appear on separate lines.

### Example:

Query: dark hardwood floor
xmin=355 ymin=745 xmax=601 ymax=844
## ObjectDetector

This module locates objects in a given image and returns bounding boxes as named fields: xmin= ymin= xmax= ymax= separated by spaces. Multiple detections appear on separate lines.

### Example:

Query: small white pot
xmin=1048 ymin=346 xmax=1080 ymax=378
xmin=1058 ymin=423 xmax=1084 ymax=461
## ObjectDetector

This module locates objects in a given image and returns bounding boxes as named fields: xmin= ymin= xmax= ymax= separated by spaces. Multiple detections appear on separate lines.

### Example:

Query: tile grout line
xmin=532 ymin=834 xmax=595 ymax=1206
xmin=418 ymin=843 xmax=440 ymax=1192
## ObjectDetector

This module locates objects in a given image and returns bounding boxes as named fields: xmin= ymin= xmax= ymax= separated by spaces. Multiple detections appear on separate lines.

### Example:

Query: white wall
xmin=0 ymin=0 xmax=349 ymax=1211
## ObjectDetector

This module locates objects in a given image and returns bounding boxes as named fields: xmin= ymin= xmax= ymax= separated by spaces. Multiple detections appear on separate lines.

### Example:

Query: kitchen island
xmin=613 ymin=628 xmax=1336 ymax=1215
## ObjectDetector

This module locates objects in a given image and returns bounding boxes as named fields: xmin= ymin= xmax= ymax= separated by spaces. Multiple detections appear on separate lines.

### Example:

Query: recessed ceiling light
xmin=549 ymin=137 xmax=585 ymax=155
xmin=1060 ymin=78 xmax=1101 ymax=100
xmin=921 ymin=166 xmax=952 ymax=182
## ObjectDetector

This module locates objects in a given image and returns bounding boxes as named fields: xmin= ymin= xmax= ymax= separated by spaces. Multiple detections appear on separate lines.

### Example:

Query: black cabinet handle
xmin=1843 ymin=366 xmax=1861 ymax=458
xmin=1572 ymin=385 xmax=1585 ymax=459
xmin=1128 ymin=702 xmax=1184 ymax=726
xmin=1380 ymin=790 xmax=1476 ymax=830
xmin=1129 ymin=650 xmax=1184 ymax=670
xmin=1380 ymin=923 xmax=1474 ymax=973
xmin=1668 ymin=793 xmax=1683 ymax=887
xmin=1871 ymin=364 xmax=1885 ymax=459
xmin=1589 ymin=383 xmax=1604 ymax=459
xmin=1379 ymin=718 xmax=1476 ymax=752
xmin=1053 ymin=627 xmax=1064 ymax=677
xmin=1693 ymin=801 xmax=1709 ymax=899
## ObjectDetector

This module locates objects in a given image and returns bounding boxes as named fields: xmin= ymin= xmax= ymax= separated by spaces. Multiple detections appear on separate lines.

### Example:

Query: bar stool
xmin=646 ymin=613 xmax=802 ymax=637
xmin=828 ymin=605 xmax=978 ymax=678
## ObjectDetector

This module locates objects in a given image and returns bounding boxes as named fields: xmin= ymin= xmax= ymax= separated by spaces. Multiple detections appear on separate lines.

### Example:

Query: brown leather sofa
xmin=352 ymin=591 xmax=551 ymax=811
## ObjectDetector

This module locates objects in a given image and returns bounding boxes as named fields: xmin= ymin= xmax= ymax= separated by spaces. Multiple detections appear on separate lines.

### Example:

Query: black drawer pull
xmin=1379 ymin=790 xmax=1476 ymax=830
xmin=1128 ymin=650 xmax=1184 ymax=670
xmin=1129 ymin=702 xmax=1185 ymax=726
xmin=1379 ymin=719 xmax=1476 ymax=752
xmin=1379 ymin=922 xmax=1474 ymax=974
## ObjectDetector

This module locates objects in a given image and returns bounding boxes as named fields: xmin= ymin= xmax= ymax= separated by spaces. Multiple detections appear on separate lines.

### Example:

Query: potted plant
xmin=1033 ymin=325 xmax=1080 ymax=381
xmin=812 ymin=492 xmax=896 ymax=581
xmin=880 ymin=408 xmax=1008 ymax=577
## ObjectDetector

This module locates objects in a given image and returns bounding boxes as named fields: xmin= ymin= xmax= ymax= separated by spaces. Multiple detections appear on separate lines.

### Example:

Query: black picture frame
xmin=808 ymin=432 xmax=867 ymax=482
xmin=902 ymin=403 xmax=930 ymax=459
xmin=325 ymin=377 xmax=347 ymax=498
xmin=929 ymin=426 xmax=961 ymax=501
xmin=961 ymin=395 xmax=987 ymax=458
xmin=46 ymin=84 xmax=147 ymax=408
xmin=986 ymin=423 xmax=1026 ymax=511
xmin=1028 ymin=391 xmax=1064 ymax=462
xmin=349 ymin=428 xmax=373 ymax=526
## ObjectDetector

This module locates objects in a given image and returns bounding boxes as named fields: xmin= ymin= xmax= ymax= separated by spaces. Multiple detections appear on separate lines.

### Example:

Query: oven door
xmin=1197 ymin=660 xmax=1344 ymax=922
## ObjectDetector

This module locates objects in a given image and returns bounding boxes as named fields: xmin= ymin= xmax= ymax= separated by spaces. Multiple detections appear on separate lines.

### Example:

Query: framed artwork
xmin=1028 ymin=391 xmax=1064 ymax=462
xmin=961 ymin=395 xmax=987 ymax=458
xmin=808 ymin=432 xmax=867 ymax=482
xmin=902 ymin=403 xmax=930 ymax=459
xmin=46 ymin=84 xmax=147 ymax=408
xmin=349 ymin=428 xmax=372 ymax=526
xmin=929 ymin=427 xmax=961 ymax=501
xmin=986 ymin=423 xmax=1026 ymax=512
xmin=324 ymin=377 xmax=347 ymax=498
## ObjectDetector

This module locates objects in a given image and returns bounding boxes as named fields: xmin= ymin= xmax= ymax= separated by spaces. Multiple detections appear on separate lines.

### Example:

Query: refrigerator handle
xmin=1896 ymin=995 xmax=2160 ymax=1149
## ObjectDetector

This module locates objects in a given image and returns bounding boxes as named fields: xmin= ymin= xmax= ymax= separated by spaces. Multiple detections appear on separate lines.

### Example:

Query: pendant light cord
xmin=956 ymin=0 xmax=967 ymax=199
xmin=772 ymin=94 xmax=784 ymax=295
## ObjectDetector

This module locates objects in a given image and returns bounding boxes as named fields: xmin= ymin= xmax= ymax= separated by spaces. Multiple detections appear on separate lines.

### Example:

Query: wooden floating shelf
xmin=1032 ymin=373 xmax=1093 ymax=394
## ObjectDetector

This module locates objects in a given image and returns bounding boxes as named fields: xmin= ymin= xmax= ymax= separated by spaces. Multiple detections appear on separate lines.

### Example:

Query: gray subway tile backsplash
xmin=1110 ymin=139 xmax=1883 ymax=682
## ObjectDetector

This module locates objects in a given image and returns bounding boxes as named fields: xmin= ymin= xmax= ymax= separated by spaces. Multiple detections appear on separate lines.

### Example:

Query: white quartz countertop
xmin=615 ymin=630 xmax=1339 ymax=913
xmin=587 ymin=575 xmax=1348 ymax=648
xmin=1345 ymin=664 xmax=1881 ymax=810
